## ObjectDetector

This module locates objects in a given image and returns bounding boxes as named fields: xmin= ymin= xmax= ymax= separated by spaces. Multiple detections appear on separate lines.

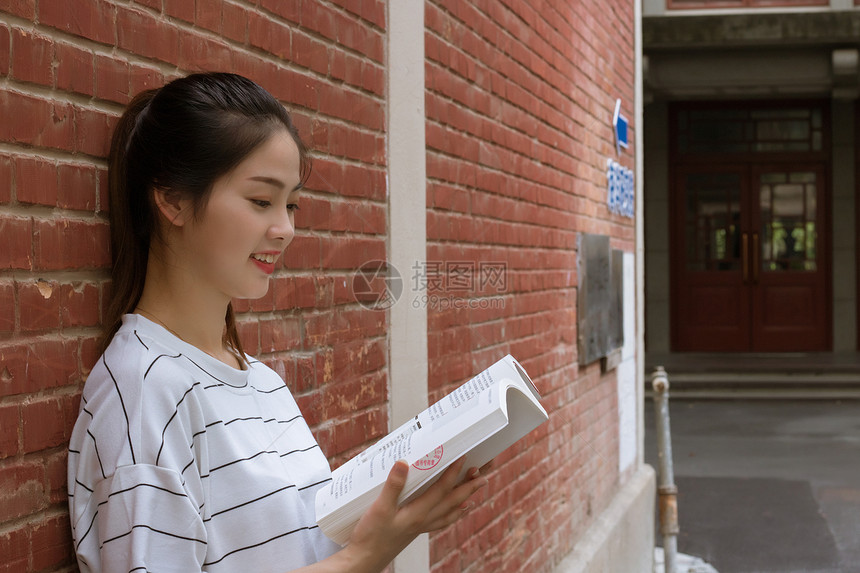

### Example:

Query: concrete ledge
xmin=553 ymin=464 xmax=656 ymax=573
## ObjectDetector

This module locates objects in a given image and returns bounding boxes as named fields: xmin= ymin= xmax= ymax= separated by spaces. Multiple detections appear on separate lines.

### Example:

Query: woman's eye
xmin=251 ymin=199 xmax=271 ymax=208
xmin=287 ymin=203 xmax=300 ymax=212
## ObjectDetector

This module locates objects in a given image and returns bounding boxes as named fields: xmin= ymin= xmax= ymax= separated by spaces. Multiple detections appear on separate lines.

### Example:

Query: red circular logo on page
xmin=412 ymin=445 xmax=444 ymax=470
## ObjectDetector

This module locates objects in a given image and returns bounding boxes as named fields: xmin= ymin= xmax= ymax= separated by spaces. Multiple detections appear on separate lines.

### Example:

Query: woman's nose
xmin=269 ymin=210 xmax=295 ymax=244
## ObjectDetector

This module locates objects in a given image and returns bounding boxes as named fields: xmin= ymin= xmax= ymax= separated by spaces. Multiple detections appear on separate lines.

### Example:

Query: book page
xmin=323 ymin=369 xmax=500 ymax=506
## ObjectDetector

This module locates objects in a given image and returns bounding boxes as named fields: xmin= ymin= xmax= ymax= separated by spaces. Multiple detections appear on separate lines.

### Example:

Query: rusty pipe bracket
xmin=658 ymin=484 xmax=680 ymax=536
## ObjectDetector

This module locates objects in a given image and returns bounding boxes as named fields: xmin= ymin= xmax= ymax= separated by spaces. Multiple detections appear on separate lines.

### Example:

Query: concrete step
xmin=644 ymin=353 xmax=860 ymax=398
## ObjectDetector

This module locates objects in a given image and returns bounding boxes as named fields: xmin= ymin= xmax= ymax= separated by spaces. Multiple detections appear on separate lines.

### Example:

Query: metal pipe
xmin=651 ymin=366 xmax=679 ymax=573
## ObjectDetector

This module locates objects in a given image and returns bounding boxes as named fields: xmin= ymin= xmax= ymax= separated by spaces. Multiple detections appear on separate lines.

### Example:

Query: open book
xmin=315 ymin=354 xmax=549 ymax=545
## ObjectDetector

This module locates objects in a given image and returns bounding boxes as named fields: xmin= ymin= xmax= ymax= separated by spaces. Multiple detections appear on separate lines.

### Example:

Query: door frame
xmin=668 ymin=99 xmax=833 ymax=353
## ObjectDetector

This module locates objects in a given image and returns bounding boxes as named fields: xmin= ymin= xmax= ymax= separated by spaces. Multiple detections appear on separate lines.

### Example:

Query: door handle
xmin=752 ymin=233 xmax=760 ymax=283
xmin=742 ymin=233 xmax=749 ymax=283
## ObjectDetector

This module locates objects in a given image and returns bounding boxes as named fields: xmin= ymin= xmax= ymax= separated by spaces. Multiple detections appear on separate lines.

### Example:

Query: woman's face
xmin=175 ymin=128 xmax=302 ymax=302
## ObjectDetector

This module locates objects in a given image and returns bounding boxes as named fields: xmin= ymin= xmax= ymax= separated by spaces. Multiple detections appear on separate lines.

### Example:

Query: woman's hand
xmin=341 ymin=457 xmax=489 ymax=572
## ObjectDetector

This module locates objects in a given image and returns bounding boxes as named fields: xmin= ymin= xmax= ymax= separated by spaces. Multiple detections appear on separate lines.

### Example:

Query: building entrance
xmin=669 ymin=103 xmax=831 ymax=352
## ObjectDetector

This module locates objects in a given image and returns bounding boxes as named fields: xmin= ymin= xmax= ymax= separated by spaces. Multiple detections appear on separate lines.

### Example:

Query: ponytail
xmin=102 ymin=89 xmax=158 ymax=351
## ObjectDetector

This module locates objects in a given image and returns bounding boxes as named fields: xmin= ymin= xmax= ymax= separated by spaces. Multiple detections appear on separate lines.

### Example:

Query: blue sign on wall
xmin=607 ymin=158 xmax=634 ymax=218
xmin=613 ymin=99 xmax=629 ymax=156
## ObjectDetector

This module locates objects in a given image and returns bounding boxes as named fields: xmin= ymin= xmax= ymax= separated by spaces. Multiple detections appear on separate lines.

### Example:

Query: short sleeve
xmin=73 ymin=464 xmax=207 ymax=573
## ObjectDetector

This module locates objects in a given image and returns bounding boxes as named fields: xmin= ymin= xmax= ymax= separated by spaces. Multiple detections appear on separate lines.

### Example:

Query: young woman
xmin=67 ymin=72 xmax=487 ymax=573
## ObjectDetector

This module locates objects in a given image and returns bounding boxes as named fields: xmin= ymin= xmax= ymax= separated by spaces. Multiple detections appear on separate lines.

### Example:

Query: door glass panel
xmin=759 ymin=171 xmax=817 ymax=271
xmin=677 ymin=105 xmax=824 ymax=153
xmin=685 ymin=173 xmax=741 ymax=271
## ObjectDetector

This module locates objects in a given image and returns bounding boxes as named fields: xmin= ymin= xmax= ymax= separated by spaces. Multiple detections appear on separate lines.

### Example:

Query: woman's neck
xmin=135 ymin=253 xmax=241 ymax=369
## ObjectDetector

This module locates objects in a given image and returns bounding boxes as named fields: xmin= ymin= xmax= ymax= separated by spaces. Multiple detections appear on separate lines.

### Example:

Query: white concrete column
xmin=387 ymin=1 xmax=429 ymax=572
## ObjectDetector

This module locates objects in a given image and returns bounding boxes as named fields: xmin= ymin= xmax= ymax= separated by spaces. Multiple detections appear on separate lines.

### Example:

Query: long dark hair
xmin=104 ymin=72 xmax=310 ymax=358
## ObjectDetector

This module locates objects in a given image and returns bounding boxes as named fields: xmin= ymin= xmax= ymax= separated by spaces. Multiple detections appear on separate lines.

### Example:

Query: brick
xmin=0 ymin=92 xmax=74 ymax=151
xmin=74 ymin=105 xmax=115 ymax=158
xmin=195 ymin=0 xmax=222 ymax=33
xmin=59 ymin=281 xmax=100 ymax=327
xmin=95 ymin=54 xmax=130 ymax=104
xmin=266 ymin=66 xmax=318 ymax=111
xmin=0 ymin=23 xmax=9 ymax=76
xmin=229 ymin=50 xmax=278 ymax=89
xmin=259 ymin=0 xmax=300 ymax=23
xmin=0 ymin=404 xmax=19 ymax=459
xmin=28 ymin=338 xmax=79 ymax=392
xmin=129 ymin=63 xmax=164 ymax=95
xmin=38 ymin=0 xmax=116 ymax=45
xmin=292 ymin=31 xmax=328 ymax=76
xmin=117 ymin=6 xmax=180 ymax=65
xmin=79 ymin=335 xmax=101 ymax=376
xmin=221 ymin=1 xmax=247 ymax=43
xmin=0 ymin=0 xmax=35 ymax=19
xmin=0 ymin=281 xmax=13 ymax=333
xmin=178 ymin=32 xmax=232 ymax=71
xmin=45 ymin=449 xmax=68 ymax=503
xmin=321 ymin=362 xmax=386 ymax=418
xmin=248 ymin=12 xmax=292 ymax=61
xmin=360 ymin=0 xmax=384 ymax=28
xmin=57 ymin=161 xmax=97 ymax=211
xmin=22 ymin=396 xmax=68 ymax=452
xmin=164 ymin=0 xmax=195 ymax=23
xmin=11 ymin=27 xmax=54 ymax=86
xmin=0 ymin=344 xmax=29 ymax=397
xmin=0 ymin=460 xmax=45 ymax=521
xmin=55 ymin=42 xmax=94 ymax=96
xmin=299 ymin=0 xmax=336 ymax=45
xmin=303 ymin=307 xmax=386 ymax=347
xmin=0 ymin=216 xmax=32 ymax=269
xmin=235 ymin=318 xmax=260 ymax=356
xmin=0 ymin=154 xmax=10 ymax=204
xmin=272 ymin=275 xmax=314 ymax=310
xmin=282 ymin=234 xmax=321 ymax=270
xmin=19 ymin=279 xmax=61 ymax=331
xmin=258 ymin=317 xmax=302 ymax=353
xmin=15 ymin=155 xmax=58 ymax=207
xmin=30 ymin=513 xmax=73 ymax=571
xmin=33 ymin=218 xmax=110 ymax=270
xmin=0 ymin=522 xmax=29 ymax=573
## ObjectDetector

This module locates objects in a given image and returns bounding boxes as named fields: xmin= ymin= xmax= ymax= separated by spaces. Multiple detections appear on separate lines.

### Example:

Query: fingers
xmin=378 ymin=460 xmax=410 ymax=510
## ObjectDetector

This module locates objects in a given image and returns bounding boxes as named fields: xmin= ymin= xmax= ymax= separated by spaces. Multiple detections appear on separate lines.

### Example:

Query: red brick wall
xmin=424 ymin=1 xmax=634 ymax=572
xmin=0 ymin=1 xmax=387 ymax=570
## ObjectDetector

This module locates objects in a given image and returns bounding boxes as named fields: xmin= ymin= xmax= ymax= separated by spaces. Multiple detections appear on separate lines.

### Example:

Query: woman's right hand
xmin=340 ymin=457 xmax=489 ymax=573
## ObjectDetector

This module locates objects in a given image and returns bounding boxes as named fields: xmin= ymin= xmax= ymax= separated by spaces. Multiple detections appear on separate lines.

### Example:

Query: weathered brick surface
xmin=0 ymin=0 xmax=634 ymax=571
xmin=424 ymin=1 xmax=633 ymax=571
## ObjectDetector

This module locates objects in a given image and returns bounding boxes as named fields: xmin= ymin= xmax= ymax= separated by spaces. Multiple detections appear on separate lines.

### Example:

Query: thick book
xmin=315 ymin=354 xmax=549 ymax=545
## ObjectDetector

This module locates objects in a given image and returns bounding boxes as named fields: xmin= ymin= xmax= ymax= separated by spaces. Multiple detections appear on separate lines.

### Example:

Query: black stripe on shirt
xmin=143 ymin=352 xmax=183 ymax=379
xmin=298 ymin=477 xmax=332 ymax=491
xmin=133 ymin=330 xmax=148 ymax=350
xmin=104 ymin=355 xmax=136 ymax=464
xmin=202 ymin=525 xmax=320 ymax=567
xmin=155 ymin=382 xmax=201 ymax=465
xmin=206 ymin=484 xmax=296 ymax=520
xmin=101 ymin=524 xmax=206 ymax=548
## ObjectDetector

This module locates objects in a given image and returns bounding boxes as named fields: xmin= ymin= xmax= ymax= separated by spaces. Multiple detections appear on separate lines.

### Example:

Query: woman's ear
xmin=152 ymin=187 xmax=191 ymax=227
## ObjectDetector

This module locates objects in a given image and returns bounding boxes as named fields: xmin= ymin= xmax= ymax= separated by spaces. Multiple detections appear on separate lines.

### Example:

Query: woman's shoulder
xmin=83 ymin=317 xmax=198 ymax=402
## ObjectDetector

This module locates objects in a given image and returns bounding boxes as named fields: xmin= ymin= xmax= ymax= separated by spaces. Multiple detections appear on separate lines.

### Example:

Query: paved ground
xmin=644 ymin=399 xmax=860 ymax=573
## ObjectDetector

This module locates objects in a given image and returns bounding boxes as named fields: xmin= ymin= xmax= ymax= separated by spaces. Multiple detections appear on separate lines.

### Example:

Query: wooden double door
xmin=671 ymin=163 xmax=830 ymax=352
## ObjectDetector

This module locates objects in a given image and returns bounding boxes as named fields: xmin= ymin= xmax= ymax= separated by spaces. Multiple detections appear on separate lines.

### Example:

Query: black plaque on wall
xmin=577 ymin=233 xmax=624 ymax=367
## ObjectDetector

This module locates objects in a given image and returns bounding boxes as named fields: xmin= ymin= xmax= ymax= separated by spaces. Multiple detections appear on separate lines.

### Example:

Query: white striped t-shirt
xmin=67 ymin=314 xmax=341 ymax=572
